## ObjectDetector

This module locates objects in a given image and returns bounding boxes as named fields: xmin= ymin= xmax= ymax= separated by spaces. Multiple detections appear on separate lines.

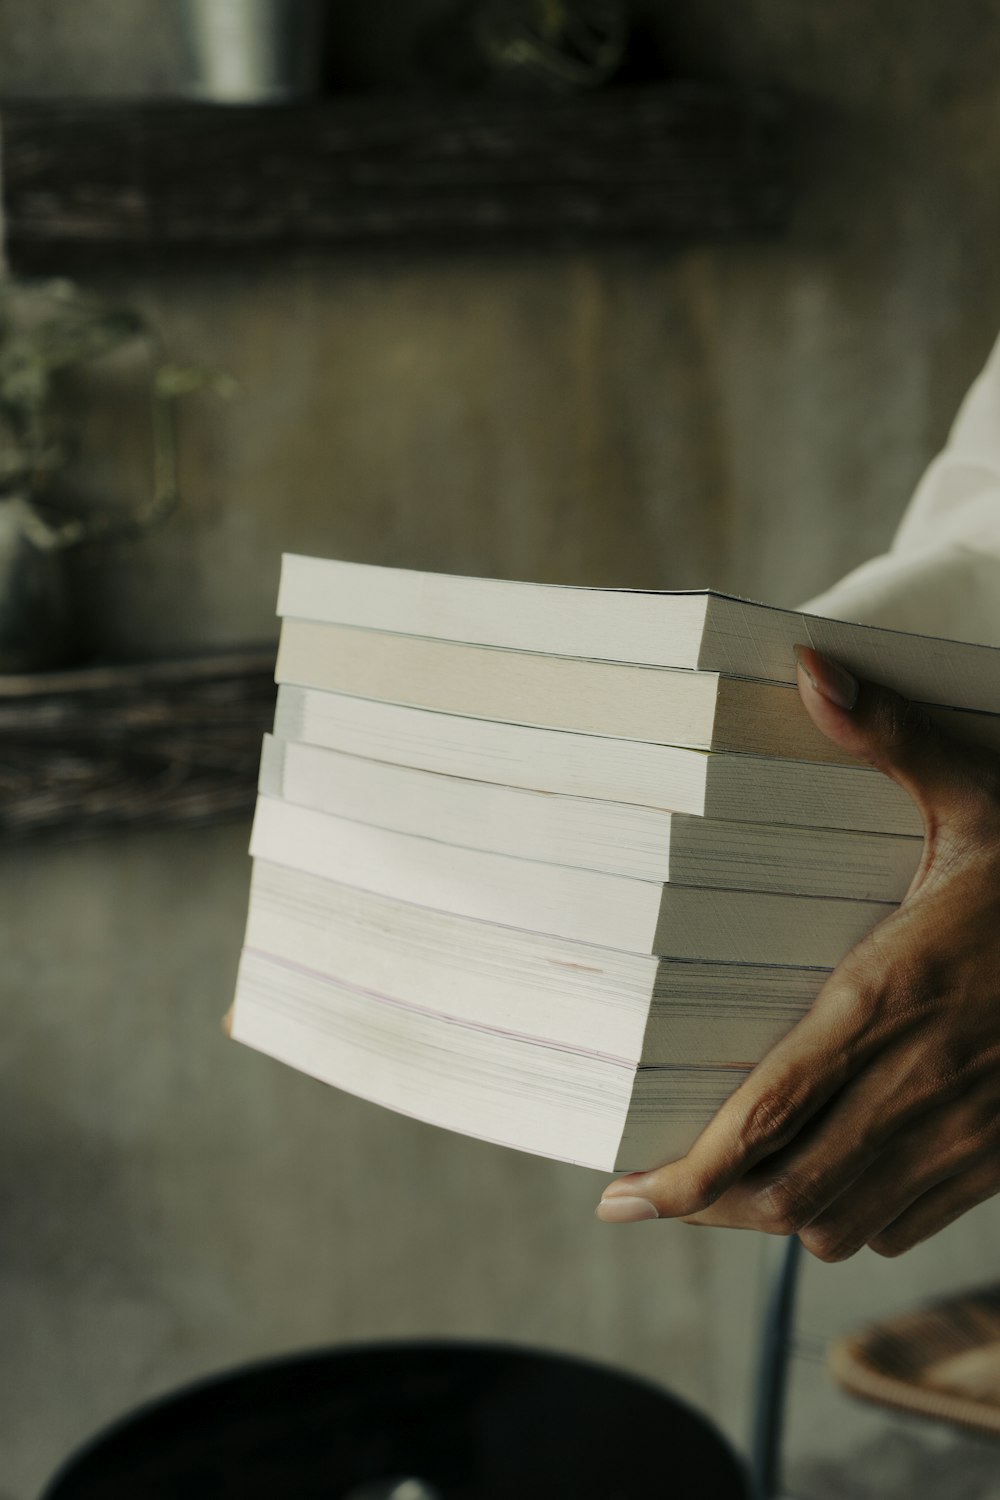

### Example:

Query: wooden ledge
xmin=0 ymin=650 xmax=276 ymax=839
xmin=2 ymin=84 xmax=791 ymax=261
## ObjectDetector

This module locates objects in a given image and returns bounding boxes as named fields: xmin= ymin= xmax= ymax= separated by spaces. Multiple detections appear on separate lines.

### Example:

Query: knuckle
xmin=755 ymin=1176 xmax=816 ymax=1237
xmin=868 ymin=1230 xmax=910 ymax=1259
xmin=738 ymin=1087 xmax=800 ymax=1158
xmin=798 ymin=1219 xmax=864 ymax=1262
xmin=824 ymin=954 xmax=899 ymax=1038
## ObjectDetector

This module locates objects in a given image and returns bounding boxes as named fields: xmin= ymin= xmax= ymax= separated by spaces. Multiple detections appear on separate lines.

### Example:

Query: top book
xmin=278 ymin=554 xmax=1000 ymax=714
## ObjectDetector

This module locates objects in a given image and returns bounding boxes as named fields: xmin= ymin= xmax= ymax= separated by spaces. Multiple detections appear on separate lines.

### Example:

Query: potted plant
xmin=0 ymin=278 xmax=232 ymax=672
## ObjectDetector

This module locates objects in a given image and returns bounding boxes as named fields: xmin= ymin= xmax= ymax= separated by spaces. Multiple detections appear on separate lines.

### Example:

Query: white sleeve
xmin=803 ymin=331 xmax=1000 ymax=646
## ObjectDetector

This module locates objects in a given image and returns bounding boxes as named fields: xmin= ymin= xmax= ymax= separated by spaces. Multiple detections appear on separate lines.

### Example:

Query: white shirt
xmin=805 ymin=331 xmax=1000 ymax=644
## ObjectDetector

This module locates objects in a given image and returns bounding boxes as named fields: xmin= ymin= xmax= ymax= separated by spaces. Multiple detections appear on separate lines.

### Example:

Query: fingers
xmin=868 ymin=1159 xmax=1000 ymax=1258
xmin=674 ymin=1031 xmax=952 ymax=1238
xmin=798 ymin=1090 xmax=1000 ymax=1260
xmin=597 ymin=967 xmax=882 ymax=1223
xmin=693 ymin=1081 xmax=1000 ymax=1260
xmin=221 ymin=1005 xmax=234 ymax=1038
xmin=794 ymin=645 xmax=996 ymax=830
xmin=801 ymin=1157 xmax=959 ymax=1264
xmin=597 ymin=925 xmax=999 ymax=1237
xmin=595 ymin=652 xmax=1000 ymax=1248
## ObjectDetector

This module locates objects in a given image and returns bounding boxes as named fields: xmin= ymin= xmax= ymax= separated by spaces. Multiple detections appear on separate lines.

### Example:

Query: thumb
xmin=793 ymin=644 xmax=987 ymax=827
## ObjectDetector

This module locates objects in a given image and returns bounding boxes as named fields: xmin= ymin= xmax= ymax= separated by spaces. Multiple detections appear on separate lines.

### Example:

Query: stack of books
xmin=231 ymin=556 xmax=1000 ymax=1172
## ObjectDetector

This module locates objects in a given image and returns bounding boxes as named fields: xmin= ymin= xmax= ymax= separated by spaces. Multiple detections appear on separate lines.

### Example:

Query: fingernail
xmin=793 ymin=645 xmax=859 ymax=711
xmin=595 ymin=1196 xmax=659 ymax=1223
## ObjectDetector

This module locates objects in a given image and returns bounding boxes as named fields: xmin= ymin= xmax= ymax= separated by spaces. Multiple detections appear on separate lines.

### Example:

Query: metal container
xmin=179 ymin=0 xmax=325 ymax=104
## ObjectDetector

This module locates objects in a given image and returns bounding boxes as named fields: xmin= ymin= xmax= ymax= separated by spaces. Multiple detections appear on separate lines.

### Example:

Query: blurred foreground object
xmin=40 ymin=1341 xmax=750 ymax=1498
xmin=179 ymin=0 xmax=325 ymax=102
xmin=830 ymin=1287 xmax=1000 ymax=1438
xmin=0 ymin=278 xmax=232 ymax=671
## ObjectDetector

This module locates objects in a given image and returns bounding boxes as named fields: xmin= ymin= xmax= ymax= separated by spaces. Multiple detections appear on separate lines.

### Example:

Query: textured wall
xmin=3 ymin=3 xmax=1000 ymax=1497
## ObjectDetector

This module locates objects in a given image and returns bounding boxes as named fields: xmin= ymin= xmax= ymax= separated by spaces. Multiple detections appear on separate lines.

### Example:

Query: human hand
xmin=597 ymin=645 xmax=1000 ymax=1261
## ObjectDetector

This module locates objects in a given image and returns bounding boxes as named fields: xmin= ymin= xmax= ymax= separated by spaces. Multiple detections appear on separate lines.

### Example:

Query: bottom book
xmin=231 ymin=857 xmax=841 ymax=1171
xmin=233 ymin=947 xmax=753 ymax=1173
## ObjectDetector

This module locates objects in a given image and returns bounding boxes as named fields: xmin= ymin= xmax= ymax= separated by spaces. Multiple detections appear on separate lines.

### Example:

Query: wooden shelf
xmin=2 ymin=84 xmax=791 ymax=261
xmin=0 ymin=650 xmax=275 ymax=839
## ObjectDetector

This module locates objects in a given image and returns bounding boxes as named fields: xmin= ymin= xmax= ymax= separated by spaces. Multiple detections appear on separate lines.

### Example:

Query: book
xmin=250 ymin=796 xmax=893 ymax=968
xmin=244 ymin=860 xmax=829 ymax=1065
xmin=278 ymin=553 xmax=1000 ymax=713
xmin=231 ymin=553 xmax=994 ymax=1175
xmin=233 ymin=947 xmax=749 ymax=1171
xmin=261 ymin=734 xmax=921 ymax=900
xmin=274 ymin=686 xmax=922 ymax=836
xmin=275 ymin=619 xmax=1000 ymax=766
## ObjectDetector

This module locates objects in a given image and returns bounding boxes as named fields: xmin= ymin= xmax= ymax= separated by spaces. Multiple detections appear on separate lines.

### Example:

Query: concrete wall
xmin=3 ymin=4 xmax=1000 ymax=1496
